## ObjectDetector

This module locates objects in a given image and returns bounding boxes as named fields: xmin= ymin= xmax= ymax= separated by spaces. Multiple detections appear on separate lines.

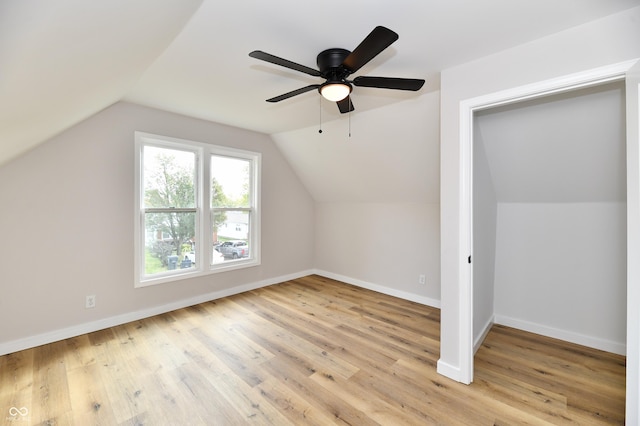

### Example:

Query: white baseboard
xmin=474 ymin=315 xmax=494 ymax=354
xmin=437 ymin=359 xmax=471 ymax=384
xmin=312 ymin=269 xmax=441 ymax=308
xmin=494 ymin=314 xmax=626 ymax=356
xmin=0 ymin=270 xmax=314 ymax=357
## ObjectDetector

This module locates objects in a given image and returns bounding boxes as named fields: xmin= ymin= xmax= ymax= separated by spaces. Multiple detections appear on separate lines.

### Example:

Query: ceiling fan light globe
xmin=320 ymin=82 xmax=351 ymax=102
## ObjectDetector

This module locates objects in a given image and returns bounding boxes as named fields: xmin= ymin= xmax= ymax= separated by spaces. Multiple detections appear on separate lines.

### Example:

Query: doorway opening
xmin=472 ymin=81 xmax=626 ymax=356
xmin=456 ymin=60 xmax=637 ymax=385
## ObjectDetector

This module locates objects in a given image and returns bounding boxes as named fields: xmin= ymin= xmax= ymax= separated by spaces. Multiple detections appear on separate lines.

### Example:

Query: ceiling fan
xmin=249 ymin=26 xmax=425 ymax=113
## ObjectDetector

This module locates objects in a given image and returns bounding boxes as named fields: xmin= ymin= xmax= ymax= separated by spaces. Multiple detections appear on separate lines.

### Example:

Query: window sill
xmin=135 ymin=258 xmax=260 ymax=288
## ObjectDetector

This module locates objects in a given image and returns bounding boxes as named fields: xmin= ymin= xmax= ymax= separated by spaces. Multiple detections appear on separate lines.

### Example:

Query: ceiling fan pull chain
xmin=318 ymin=94 xmax=323 ymax=134
xmin=348 ymin=95 xmax=351 ymax=138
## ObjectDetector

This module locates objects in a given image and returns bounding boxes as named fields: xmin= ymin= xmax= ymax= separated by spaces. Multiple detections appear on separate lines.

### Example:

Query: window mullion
xmin=200 ymin=150 xmax=210 ymax=269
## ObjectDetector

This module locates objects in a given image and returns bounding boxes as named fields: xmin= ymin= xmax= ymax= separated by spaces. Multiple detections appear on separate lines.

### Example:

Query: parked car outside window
xmin=216 ymin=240 xmax=249 ymax=259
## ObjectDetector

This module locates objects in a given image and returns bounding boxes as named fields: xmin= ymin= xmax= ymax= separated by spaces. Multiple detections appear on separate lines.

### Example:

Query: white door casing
xmin=452 ymin=60 xmax=638 ymax=393
xmin=625 ymin=58 xmax=640 ymax=426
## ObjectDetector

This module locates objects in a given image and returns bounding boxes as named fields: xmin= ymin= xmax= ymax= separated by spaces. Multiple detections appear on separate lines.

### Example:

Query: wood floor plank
xmin=390 ymin=357 xmax=502 ymax=425
xmin=0 ymin=274 xmax=626 ymax=425
xmin=475 ymin=342 xmax=625 ymax=422
xmin=0 ymin=349 xmax=34 ymax=423
xmin=260 ymin=354 xmax=378 ymax=426
xmin=309 ymin=369 xmax=423 ymax=425
xmin=226 ymin=296 xmax=361 ymax=381
xmin=30 ymin=342 xmax=74 ymax=425
xmin=483 ymin=325 xmax=625 ymax=395
xmin=255 ymin=377 xmax=339 ymax=426
xmin=66 ymin=362 xmax=119 ymax=425
xmin=235 ymin=292 xmax=402 ymax=376
xmin=345 ymin=367 xmax=442 ymax=424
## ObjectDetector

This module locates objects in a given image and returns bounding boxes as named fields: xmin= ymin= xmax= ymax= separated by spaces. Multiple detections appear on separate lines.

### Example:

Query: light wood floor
xmin=0 ymin=275 xmax=626 ymax=425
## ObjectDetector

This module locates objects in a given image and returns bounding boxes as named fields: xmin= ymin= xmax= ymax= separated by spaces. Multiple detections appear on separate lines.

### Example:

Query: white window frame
xmin=134 ymin=132 xmax=261 ymax=287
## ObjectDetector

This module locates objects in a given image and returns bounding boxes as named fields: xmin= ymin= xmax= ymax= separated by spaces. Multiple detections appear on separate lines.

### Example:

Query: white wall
xmin=271 ymin=92 xmax=441 ymax=204
xmin=472 ymin=131 xmax=497 ymax=348
xmin=315 ymin=202 xmax=440 ymax=306
xmin=273 ymin=91 xmax=442 ymax=305
xmin=0 ymin=102 xmax=315 ymax=353
xmin=440 ymin=6 xmax=640 ymax=382
xmin=494 ymin=202 xmax=627 ymax=353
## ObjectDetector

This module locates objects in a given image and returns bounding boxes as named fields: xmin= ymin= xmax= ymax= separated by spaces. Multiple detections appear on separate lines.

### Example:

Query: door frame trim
xmin=456 ymin=59 xmax=638 ymax=385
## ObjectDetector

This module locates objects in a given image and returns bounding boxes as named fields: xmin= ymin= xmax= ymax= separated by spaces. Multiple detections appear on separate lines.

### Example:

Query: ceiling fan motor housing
xmin=317 ymin=48 xmax=351 ymax=79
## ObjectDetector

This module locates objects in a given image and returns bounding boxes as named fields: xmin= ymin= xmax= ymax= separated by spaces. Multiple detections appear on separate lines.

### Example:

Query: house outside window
xmin=134 ymin=132 xmax=260 ymax=287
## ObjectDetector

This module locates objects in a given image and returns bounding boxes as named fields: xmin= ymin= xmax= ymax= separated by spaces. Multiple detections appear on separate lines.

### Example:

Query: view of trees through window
xmin=142 ymin=146 xmax=251 ymax=276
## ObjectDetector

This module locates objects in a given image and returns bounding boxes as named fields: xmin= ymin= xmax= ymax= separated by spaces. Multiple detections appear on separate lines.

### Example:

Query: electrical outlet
xmin=419 ymin=274 xmax=426 ymax=285
xmin=86 ymin=295 xmax=96 ymax=309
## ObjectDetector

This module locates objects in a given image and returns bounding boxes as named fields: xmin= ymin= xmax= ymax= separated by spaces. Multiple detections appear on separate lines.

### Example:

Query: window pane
xmin=144 ymin=146 xmax=196 ymax=209
xmin=144 ymin=212 xmax=196 ymax=274
xmin=136 ymin=132 xmax=260 ymax=287
xmin=211 ymin=155 xmax=250 ymax=208
xmin=212 ymin=210 xmax=250 ymax=263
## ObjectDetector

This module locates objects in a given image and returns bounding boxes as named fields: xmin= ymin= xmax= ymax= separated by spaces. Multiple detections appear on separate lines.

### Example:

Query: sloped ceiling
xmin=272 ymin=91 xmax=441 ymax=203
xmin=0 ymin=0 xmax=203 ymax=164
xmin=475 ymin=81 xmax=626 ymax=203
xmin=1 ymin=0 xmax=639 ymax=204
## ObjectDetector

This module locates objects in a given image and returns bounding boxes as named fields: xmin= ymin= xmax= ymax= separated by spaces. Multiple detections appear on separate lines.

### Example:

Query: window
xmin=135 ymin=132 xmax=260 ymax=287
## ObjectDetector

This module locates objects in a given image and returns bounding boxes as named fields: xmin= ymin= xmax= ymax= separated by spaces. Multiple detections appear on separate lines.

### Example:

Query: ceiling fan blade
xmin=336 ymin=97 xmax=354 ymax=114
xmin=353 ymin=76 xmax=425 ymax=91
xmin=249 ymin=50 xmax=321 ymax=77
xmin=342 ymin=26 xmax=399 ymax=73
xmin=266 ymin=85 xmax=320 ymax=103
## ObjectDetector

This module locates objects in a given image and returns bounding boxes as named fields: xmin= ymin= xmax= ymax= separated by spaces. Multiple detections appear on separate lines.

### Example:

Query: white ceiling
xmin=124 ymin=0 xmax=638 ymax=135
xmin=0 ymin=0 xmax=202 ymax=164
xmin=0 ymin=0 xmax=638 ymax=204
